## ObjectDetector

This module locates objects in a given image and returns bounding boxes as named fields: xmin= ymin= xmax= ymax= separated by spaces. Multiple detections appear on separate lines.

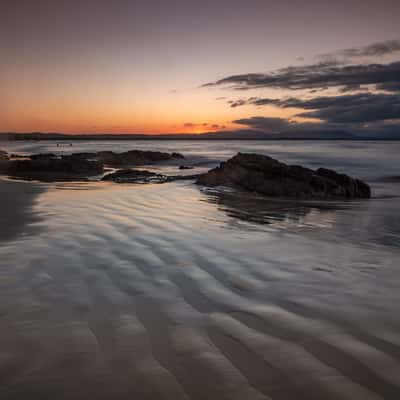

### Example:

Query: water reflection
xmin=0 ymin=178 xmax=400 ymax=399
xmin=201 ymin=187 xmax=350 ymax=232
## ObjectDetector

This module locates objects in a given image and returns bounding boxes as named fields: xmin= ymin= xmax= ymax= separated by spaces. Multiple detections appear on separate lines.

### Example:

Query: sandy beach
xmin=0 ymin=140 xmax=400 ymax=399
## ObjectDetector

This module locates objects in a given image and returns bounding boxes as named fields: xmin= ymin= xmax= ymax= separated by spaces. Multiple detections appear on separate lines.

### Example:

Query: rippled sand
xmin=1 ymin=175 xmax=400 ymax=399
xmin=1 ymin=139 xmax=400 ymax=399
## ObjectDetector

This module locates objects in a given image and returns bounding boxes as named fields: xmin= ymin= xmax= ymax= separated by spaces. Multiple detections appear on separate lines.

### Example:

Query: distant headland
xmin=1 ymin=131 xmax=399 ymax=141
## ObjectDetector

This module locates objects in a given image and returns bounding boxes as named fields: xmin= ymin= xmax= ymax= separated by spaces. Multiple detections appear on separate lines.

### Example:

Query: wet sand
xmin=0 ymin=179 xmax=44 ymax=241
xmin=0 ymin=180 xmax=399 ymax=399
xmin=1 ymin=140 xmax=400 ymax=399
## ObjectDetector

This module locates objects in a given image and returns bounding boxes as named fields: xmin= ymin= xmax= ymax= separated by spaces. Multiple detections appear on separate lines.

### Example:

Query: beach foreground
xmin=0 ymin=140 xmax=400 ymax=399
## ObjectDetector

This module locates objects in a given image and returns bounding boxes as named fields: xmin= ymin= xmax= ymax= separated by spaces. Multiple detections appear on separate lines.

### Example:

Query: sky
xmin=1 ymin=0 xmax=400 ymax=136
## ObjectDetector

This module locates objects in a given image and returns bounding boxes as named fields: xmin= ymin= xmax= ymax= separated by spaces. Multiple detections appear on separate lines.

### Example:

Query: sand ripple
xmin=0 ymin=181 xmax=399 ymax=399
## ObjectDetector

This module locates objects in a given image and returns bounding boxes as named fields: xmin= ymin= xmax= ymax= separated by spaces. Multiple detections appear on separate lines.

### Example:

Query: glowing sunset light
xmin=1 ymin=1 xmax=399 ymax=138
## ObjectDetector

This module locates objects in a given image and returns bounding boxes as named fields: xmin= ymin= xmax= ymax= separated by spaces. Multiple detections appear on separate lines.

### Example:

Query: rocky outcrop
xmin=102 ymin=169 xmax=201 ymax=183
xmin=0 ymin=149 xmax=185 ymax=182
xmin=13 ymin=149 xmax=182 ymax=164
xmin=29 ymin=153 xmax=57 ymax=160
xmin=96 ymin=150 xmax=184 ymax=166
xmin=5 ymin=158 xmax=104 ymax=181
xmin=61 ymin=152 xmax=97 ymax=161
xmin=0 ymin=150 xmax=9 ymax=161
xmin=102 ymin=169 xmax=168 ymax=183
xmin=196 ymin=153 xmax=371 ymax=199
xmin=0 ymin=150 xmax=9 ymax=174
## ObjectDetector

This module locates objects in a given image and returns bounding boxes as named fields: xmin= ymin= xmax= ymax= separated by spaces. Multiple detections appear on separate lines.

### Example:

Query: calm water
xmin=1 ymin=140 xmax=400 ymax=399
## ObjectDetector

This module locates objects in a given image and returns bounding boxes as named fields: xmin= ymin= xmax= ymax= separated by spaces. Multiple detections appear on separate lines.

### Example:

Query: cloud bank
xmin=205 ymin=61 xmax=400 ymax=92
xmin=205 ymin=39 xmax=400 ymax=138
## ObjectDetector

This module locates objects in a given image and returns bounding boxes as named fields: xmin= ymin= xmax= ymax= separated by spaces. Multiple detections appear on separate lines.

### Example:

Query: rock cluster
xmin=0 ymin=148 xmax=372 ymax=199
xmin=196 ymin=152 xmax=371 ymax=199
xmin=0 ymin=149 xmax=184 ymax=181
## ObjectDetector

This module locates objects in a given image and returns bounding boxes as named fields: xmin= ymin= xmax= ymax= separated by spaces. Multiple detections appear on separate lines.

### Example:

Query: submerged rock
xmin=196 ymin=152 xmax=371 ymax=199
xmin=102 ymin=169 xmax=168 ymax=183
xmin=102 ymin=168 xmax=201 ymax=183
xmin=103 ymin=168 xmax=203 ymax=184
xmin=5 ymin=158 xmax=104 ymax=181
xmin=179 ymin=165 xmax=194 ymax=170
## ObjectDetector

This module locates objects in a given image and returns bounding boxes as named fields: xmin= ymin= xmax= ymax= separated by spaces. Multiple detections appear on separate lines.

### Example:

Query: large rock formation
xmin=196 ymin=153 xmax=371 ymax=199
xmin=5 ymin=158 xmax=104 ymax=181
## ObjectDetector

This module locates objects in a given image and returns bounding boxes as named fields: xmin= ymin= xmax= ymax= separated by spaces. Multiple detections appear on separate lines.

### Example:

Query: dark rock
xmin=102 ymin=169 xmax=202 ymax=184
xmin=0 ymin=150 xmax=8 ymax=161
xmin=102 ymin=169 xmax=168 ymax=183
xmin=96 ymin=150 xmax=184 ymax=166
xmin=29 ymin=153 xmax=57 ymax=160
xmin=315 ymin=167 xmax=371 ymax=198
xmin=172 ymin=152 xmax=185 ymax=159
xmin=179 ymin=165 xmax=194 ymax=170
xmin=10 ymin=154 xmax=27 ymax=159
xmin=167 ymin=174 xmax=202 ymax=181
xmin=0 ymin=149 xmax=185 ymax=182
xmin=196 ymin=153 xmax=371 ymax=199
xmin=61 ymin=152 xmax=97 ymax=161
xmin=5 ymin=158 xmax=104 ymax=182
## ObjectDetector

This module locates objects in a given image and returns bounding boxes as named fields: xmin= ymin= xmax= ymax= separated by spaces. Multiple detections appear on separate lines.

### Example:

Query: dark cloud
xmin=184 ymin=122 xmax=226 ymax=130
xmin=208 ymin=39 xmax=400 ymax=139
xmin=232 ymin=116 xmax=400 ymax=139
xmin=229 ymin=93 xmax=400 ymax=123
xmin=233 ymin=117 xmax=293 ymax=133
xmin=232 ymin=117 xmax=355 ymax=138
xmin=322 ymin=39 xmax=400 ymax=59
xmin=204 ymin=61 xmax=400 ymax=92
xmin=297 ymin=94 xmax=400 ymax=123
xmin=377 ymin=81 xmax=400 ymax=93
xmin=211 ymin=123 xmax=226 ymax=129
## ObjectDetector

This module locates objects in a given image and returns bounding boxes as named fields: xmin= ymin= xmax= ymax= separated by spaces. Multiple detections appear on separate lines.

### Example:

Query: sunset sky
xmin=1 ymin=0 xmax=400 ymax=136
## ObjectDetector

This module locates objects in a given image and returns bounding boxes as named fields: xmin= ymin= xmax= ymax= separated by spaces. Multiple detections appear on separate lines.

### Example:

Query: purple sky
xmin=1 ymin=0 xmax=400 ymax=135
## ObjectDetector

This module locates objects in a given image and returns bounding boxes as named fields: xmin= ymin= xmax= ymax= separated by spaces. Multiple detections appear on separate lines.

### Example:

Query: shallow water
xmin=1 ymin=140 xmax=400 ymax=399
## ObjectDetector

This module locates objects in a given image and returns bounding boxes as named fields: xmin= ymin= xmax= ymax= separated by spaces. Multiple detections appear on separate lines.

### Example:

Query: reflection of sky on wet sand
xmin=1 ymin=141 xmax=400 ymax=398
xmin=201 ymin=186 xmax=400 ymax=249
xmin=201 ymin=187 xmax=345 ymax=231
